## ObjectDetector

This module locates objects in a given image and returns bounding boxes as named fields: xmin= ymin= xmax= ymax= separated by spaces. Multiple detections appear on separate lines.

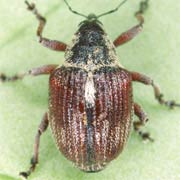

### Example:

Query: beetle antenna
xmin=64 ymin=0 xmax=87 ymax=18
xmin=97 ymin=0 xmax=128 ymax=18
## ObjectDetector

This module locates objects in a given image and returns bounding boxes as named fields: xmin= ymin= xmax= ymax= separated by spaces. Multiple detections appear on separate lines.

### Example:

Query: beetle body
xmin=2 ymin=1 xmax=178 ymax=178
xmin=49 ymin=21 xmax=133 ymax=172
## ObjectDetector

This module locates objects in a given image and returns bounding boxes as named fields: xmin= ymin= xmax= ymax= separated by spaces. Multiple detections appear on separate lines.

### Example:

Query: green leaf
xmin=0 ymin=0 xmax=180 ymax=180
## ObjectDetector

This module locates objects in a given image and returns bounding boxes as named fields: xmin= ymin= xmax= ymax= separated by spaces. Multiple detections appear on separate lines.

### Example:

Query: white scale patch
xmin=85 ymin=72 xmax=96 ymax=107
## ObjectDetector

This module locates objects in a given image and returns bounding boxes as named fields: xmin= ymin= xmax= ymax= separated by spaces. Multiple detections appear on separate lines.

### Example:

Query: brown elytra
xmin=49 ymin=66 xmax=132 ymax=171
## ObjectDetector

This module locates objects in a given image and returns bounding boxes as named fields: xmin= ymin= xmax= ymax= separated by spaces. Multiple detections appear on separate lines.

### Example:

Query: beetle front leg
xmin=135 ymin=0 xmax=149 ymax=17
xmin=113 ymin=21 xmax=143 ymax=47
xmin=0 ymin=64 xmax=58 ymax=82
xmin=25 ymin=1 xmax=67 ymax=51
xmin=133 ymin=102 xmax=154 ymax=142
xmin=131 ymin=71 xmax=180 ymax=108
xmin=113 ymin=0 xmax=149 ymax=47
xmin=19 ymin=112 xmax=49 ymax=179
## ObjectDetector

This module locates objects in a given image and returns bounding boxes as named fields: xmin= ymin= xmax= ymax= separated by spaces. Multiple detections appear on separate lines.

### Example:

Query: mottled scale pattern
xmin=49 ymin=65 xmax=133 ymax=172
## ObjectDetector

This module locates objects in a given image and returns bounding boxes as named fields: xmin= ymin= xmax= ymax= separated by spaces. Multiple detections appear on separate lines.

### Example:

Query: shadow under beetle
xmin=1 ymin=0 xmax=180 ymax=179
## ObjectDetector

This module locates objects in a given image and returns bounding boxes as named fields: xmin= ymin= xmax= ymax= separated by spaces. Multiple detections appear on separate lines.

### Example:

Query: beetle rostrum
xmin=1 ymin=0 xmax=179 ymax=179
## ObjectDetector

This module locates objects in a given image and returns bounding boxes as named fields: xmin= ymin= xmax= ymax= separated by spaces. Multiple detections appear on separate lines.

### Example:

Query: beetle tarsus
xmin=133 ymin=103 xmax=154 ymax=142
xmin=25 ymin=0 xmax=35 ymax=11
xmin=0 ymin=73 xmax=24 ymax=82
xmin=135 ymin=0 xmax=149 ymax=16
xmin=19 ymin=169 xmax=33 ymax=179
xmin=19 ymin=156 xmax=38 ymax=179
xmin=156 ymin=94 xmax=180 ymax=108
xmin=134 ymin=0 xmax=149 ymax=25
xmin=25 ymin=0 xmax=46 ymax=38
xmin=31 ymin=156 xmax=38 ymax=165
xmin=139 ymin=132 xmax=154 ymax=142
xmin=19 ymin=171 xmax=30 ymax=179
xmin=155 ymin=93 xmax=180 ymax=109
xmin=133 ymin=121 xmax=154 ymax=142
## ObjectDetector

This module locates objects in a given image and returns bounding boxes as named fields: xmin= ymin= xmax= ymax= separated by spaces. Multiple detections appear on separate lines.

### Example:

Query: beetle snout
xmin=87 ymin=13 xmax=98 ymax=21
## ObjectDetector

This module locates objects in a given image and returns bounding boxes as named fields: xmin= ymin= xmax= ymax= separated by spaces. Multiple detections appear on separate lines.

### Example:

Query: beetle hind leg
xmin=133 ymin=103 xmax=154 ymax=142
xmin=19 ymin=112 xmax=49 ymax=179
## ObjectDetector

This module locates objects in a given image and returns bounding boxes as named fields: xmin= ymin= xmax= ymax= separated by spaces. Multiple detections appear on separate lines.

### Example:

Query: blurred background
xmin=0 ymin=0 xmax=180 ymax=180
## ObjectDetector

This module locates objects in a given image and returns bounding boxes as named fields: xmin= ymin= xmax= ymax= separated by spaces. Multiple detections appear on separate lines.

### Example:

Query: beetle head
xmin=87 ymin=13 xmax=98 ymax=21
xmin=78 ymin=13 xmax=103 ymax=28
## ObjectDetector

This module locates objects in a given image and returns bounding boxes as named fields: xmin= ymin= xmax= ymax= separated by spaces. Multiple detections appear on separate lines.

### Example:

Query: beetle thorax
xmin=63 ymin=21 xmax=122 ymax=108
xmin=64 ymin=21 xmax=120 ymax=72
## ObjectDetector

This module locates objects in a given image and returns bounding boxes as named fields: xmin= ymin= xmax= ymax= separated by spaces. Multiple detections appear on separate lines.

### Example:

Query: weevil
xmin=1 ymin=0 xmax=180 ymax=179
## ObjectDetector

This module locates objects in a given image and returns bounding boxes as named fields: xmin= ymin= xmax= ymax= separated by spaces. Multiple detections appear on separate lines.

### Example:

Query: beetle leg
xmin=25 ymin=1 xmax=67 ymax=51
xmin=113 ymin=0 xmax=149 ymax=47
xmin=131 ymin=72 xmax=180 ymax=108
xmin=113 ymin=22 xmax=143 ymax=47
xmin=135 ymin=0 xmax=149 ymax=17
xmin=0 ymin=64 xmax=58 ymax=82
xmin=19 ymin=112 xmax=49 ymax=179
xmin=133 ymin=103 xmax=154 ymax=142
